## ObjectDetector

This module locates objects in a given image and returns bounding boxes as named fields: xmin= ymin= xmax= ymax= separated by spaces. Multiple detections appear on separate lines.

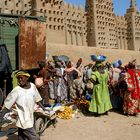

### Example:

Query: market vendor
xmin=0 ymin=70 xmax=45 ymax=140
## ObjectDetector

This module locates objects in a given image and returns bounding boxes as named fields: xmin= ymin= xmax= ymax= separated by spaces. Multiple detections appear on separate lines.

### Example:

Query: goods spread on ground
xmin=0 ymin=98 xmax=90 ymax=137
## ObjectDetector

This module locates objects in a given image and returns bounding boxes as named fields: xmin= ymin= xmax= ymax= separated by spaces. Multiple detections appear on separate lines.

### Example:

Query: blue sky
xmin=64 ymin=0 xmax=140 ymax=16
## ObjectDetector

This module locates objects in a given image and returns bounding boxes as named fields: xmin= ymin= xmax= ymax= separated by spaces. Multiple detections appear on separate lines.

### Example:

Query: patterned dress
xmin=123 ymin=69 xmax=140 ymax=115
xmin=54 ymin=68 xmax=68 ymax=102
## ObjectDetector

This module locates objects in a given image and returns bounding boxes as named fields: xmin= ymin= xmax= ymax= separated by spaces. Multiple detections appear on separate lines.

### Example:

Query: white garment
xmin=60 ymin=67 xmax=65 ymax=75
xmin=4 ymin=83 xmax=42 ymax=129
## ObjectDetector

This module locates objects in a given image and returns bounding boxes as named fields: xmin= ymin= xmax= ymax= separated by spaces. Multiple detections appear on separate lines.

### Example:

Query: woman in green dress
xmin=89 ymin=62 xmax=112 ymax=115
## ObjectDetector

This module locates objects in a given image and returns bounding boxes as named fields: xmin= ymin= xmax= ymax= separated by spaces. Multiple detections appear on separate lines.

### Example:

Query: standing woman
xmin=65 ymin=61 xmax=81 ymax=101
xmin=35 ymin=61 xmax=50 ymax=106
xmin=89 ymin=58 xmax=112 ymax=116
xmin=53 ymin=61 xmax=68 ymax=103
xmin=123 ymin=61 xmax=140 ymax=116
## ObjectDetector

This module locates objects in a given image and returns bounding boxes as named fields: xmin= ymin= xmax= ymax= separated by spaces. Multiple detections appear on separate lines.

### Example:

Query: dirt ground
xmin=1 ymin=111 xmax=140 ymax=140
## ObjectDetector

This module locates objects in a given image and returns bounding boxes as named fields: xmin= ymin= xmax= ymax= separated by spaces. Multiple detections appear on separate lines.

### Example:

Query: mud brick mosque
xmin=0 ymin=0 xmax=140 ymax=51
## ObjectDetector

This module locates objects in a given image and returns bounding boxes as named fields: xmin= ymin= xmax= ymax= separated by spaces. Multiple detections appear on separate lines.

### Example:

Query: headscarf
xmin=125 ymin=59 xmax=136 ymax=69
xmin=113 ymin=61 xmax=119 ymax=68
xmin=95 ymin=62 xmax=103 ymax=68
xmin=91 ymin=55 xmax=106 ymax=62
xmin=16 ymin=71 xmax=30 ymax=78
xmin=112 ymin=59 xmax=122 ymax=68
xmin=118 ymin=60 xmax=122 ymax=65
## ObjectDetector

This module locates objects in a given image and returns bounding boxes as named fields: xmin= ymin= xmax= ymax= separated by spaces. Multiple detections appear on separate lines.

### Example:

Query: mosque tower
xmin=125 ymin=0 xmax=140 ymax=51
xmin=130 ymin=0 xmax=137 ymax=10
xmin=86 ymin=0 xmax=117 ymax=49
xmin=85 ymin=0 xmax=96 ymax=47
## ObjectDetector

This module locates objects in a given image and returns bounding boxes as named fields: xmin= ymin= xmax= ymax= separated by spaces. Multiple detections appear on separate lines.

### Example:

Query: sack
xmin=35 ymin=77 xmax=44 ymax=88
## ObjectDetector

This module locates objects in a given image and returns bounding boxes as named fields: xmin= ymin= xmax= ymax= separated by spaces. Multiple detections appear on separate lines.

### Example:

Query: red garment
xmin=127 ymin=69 xmax=140 ymax=100
xmin=123 ymin=68 xmax=140 ymax=115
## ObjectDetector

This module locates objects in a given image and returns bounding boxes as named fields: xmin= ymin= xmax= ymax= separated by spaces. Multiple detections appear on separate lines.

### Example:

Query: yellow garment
xmin=16 ymin=71 xmax=30 ymax=78
xmin=11 ymin=70 xmax=18 ymax=88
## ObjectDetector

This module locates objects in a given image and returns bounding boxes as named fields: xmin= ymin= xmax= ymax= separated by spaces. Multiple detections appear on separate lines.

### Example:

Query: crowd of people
xmin=0 ymin=54 xmax=140 ymax=140
xmin=33 ymin=55 xmax=140 ymax=117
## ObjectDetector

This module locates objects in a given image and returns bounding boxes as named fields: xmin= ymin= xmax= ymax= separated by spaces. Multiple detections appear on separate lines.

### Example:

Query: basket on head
xmin=91 ymin=55 xmax=106 ymax=62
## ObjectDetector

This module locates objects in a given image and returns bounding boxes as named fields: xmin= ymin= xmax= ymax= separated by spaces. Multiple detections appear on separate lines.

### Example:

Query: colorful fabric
xmin=89 ymin=69 xmax=112 ymax=114
xmin=54 ymin=68 xmax=67 ymax=101
xmin=123 ymin=69 xmax=140 ymax=115
xmin=90 ymin=55 xmax=107 ymax=62
xmin=125 ymin=69 xmax=140 ymax=99
xmin=123 ymin=90 xmax=140 ymax=115
xmin=112 ymin=60 xmax=122 ymax=68
xmin=11 ymin=70 xmax=18 ymax=88
xmin=16 ymin=71 xmax=30 ymax=78
xmin=113 ymin=61 xmax=119 ymax=68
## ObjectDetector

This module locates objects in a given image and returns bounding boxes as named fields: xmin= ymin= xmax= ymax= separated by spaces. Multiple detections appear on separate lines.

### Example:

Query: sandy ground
xmin=1 ymin=111 xmax=140 ymax=140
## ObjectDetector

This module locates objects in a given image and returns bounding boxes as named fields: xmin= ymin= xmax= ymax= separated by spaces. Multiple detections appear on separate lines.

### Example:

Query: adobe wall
xmin=46 ymin=43 xmax=140 ymax=66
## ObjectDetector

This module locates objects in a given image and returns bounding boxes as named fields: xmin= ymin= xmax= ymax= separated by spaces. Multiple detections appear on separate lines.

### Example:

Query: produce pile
xmin=56 ymin=98 xmax=90 ymax=119
xmin=74 ymin=98 xmax=90 ymax=114
xmin=57 ymin=106 xmax=74 ymax=120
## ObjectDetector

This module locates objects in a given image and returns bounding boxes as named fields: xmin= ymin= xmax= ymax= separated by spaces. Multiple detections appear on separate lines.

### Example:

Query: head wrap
xmin=91 ymin=55 xmax=107 ymax=62
xmin=16 ymin=71 xmax=30 ymax=78
xmin=118 ymin=60 xmax=122 ymax=65
xmin=113 ymin=61 xmax=119 ymax=68
xmin=95 ymin=62 xmax=103 ymax=68
xmin=113 ymin=59 xmax=123 ymax=68
xmin=129 ymin=59 xmax=136 ymax=66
